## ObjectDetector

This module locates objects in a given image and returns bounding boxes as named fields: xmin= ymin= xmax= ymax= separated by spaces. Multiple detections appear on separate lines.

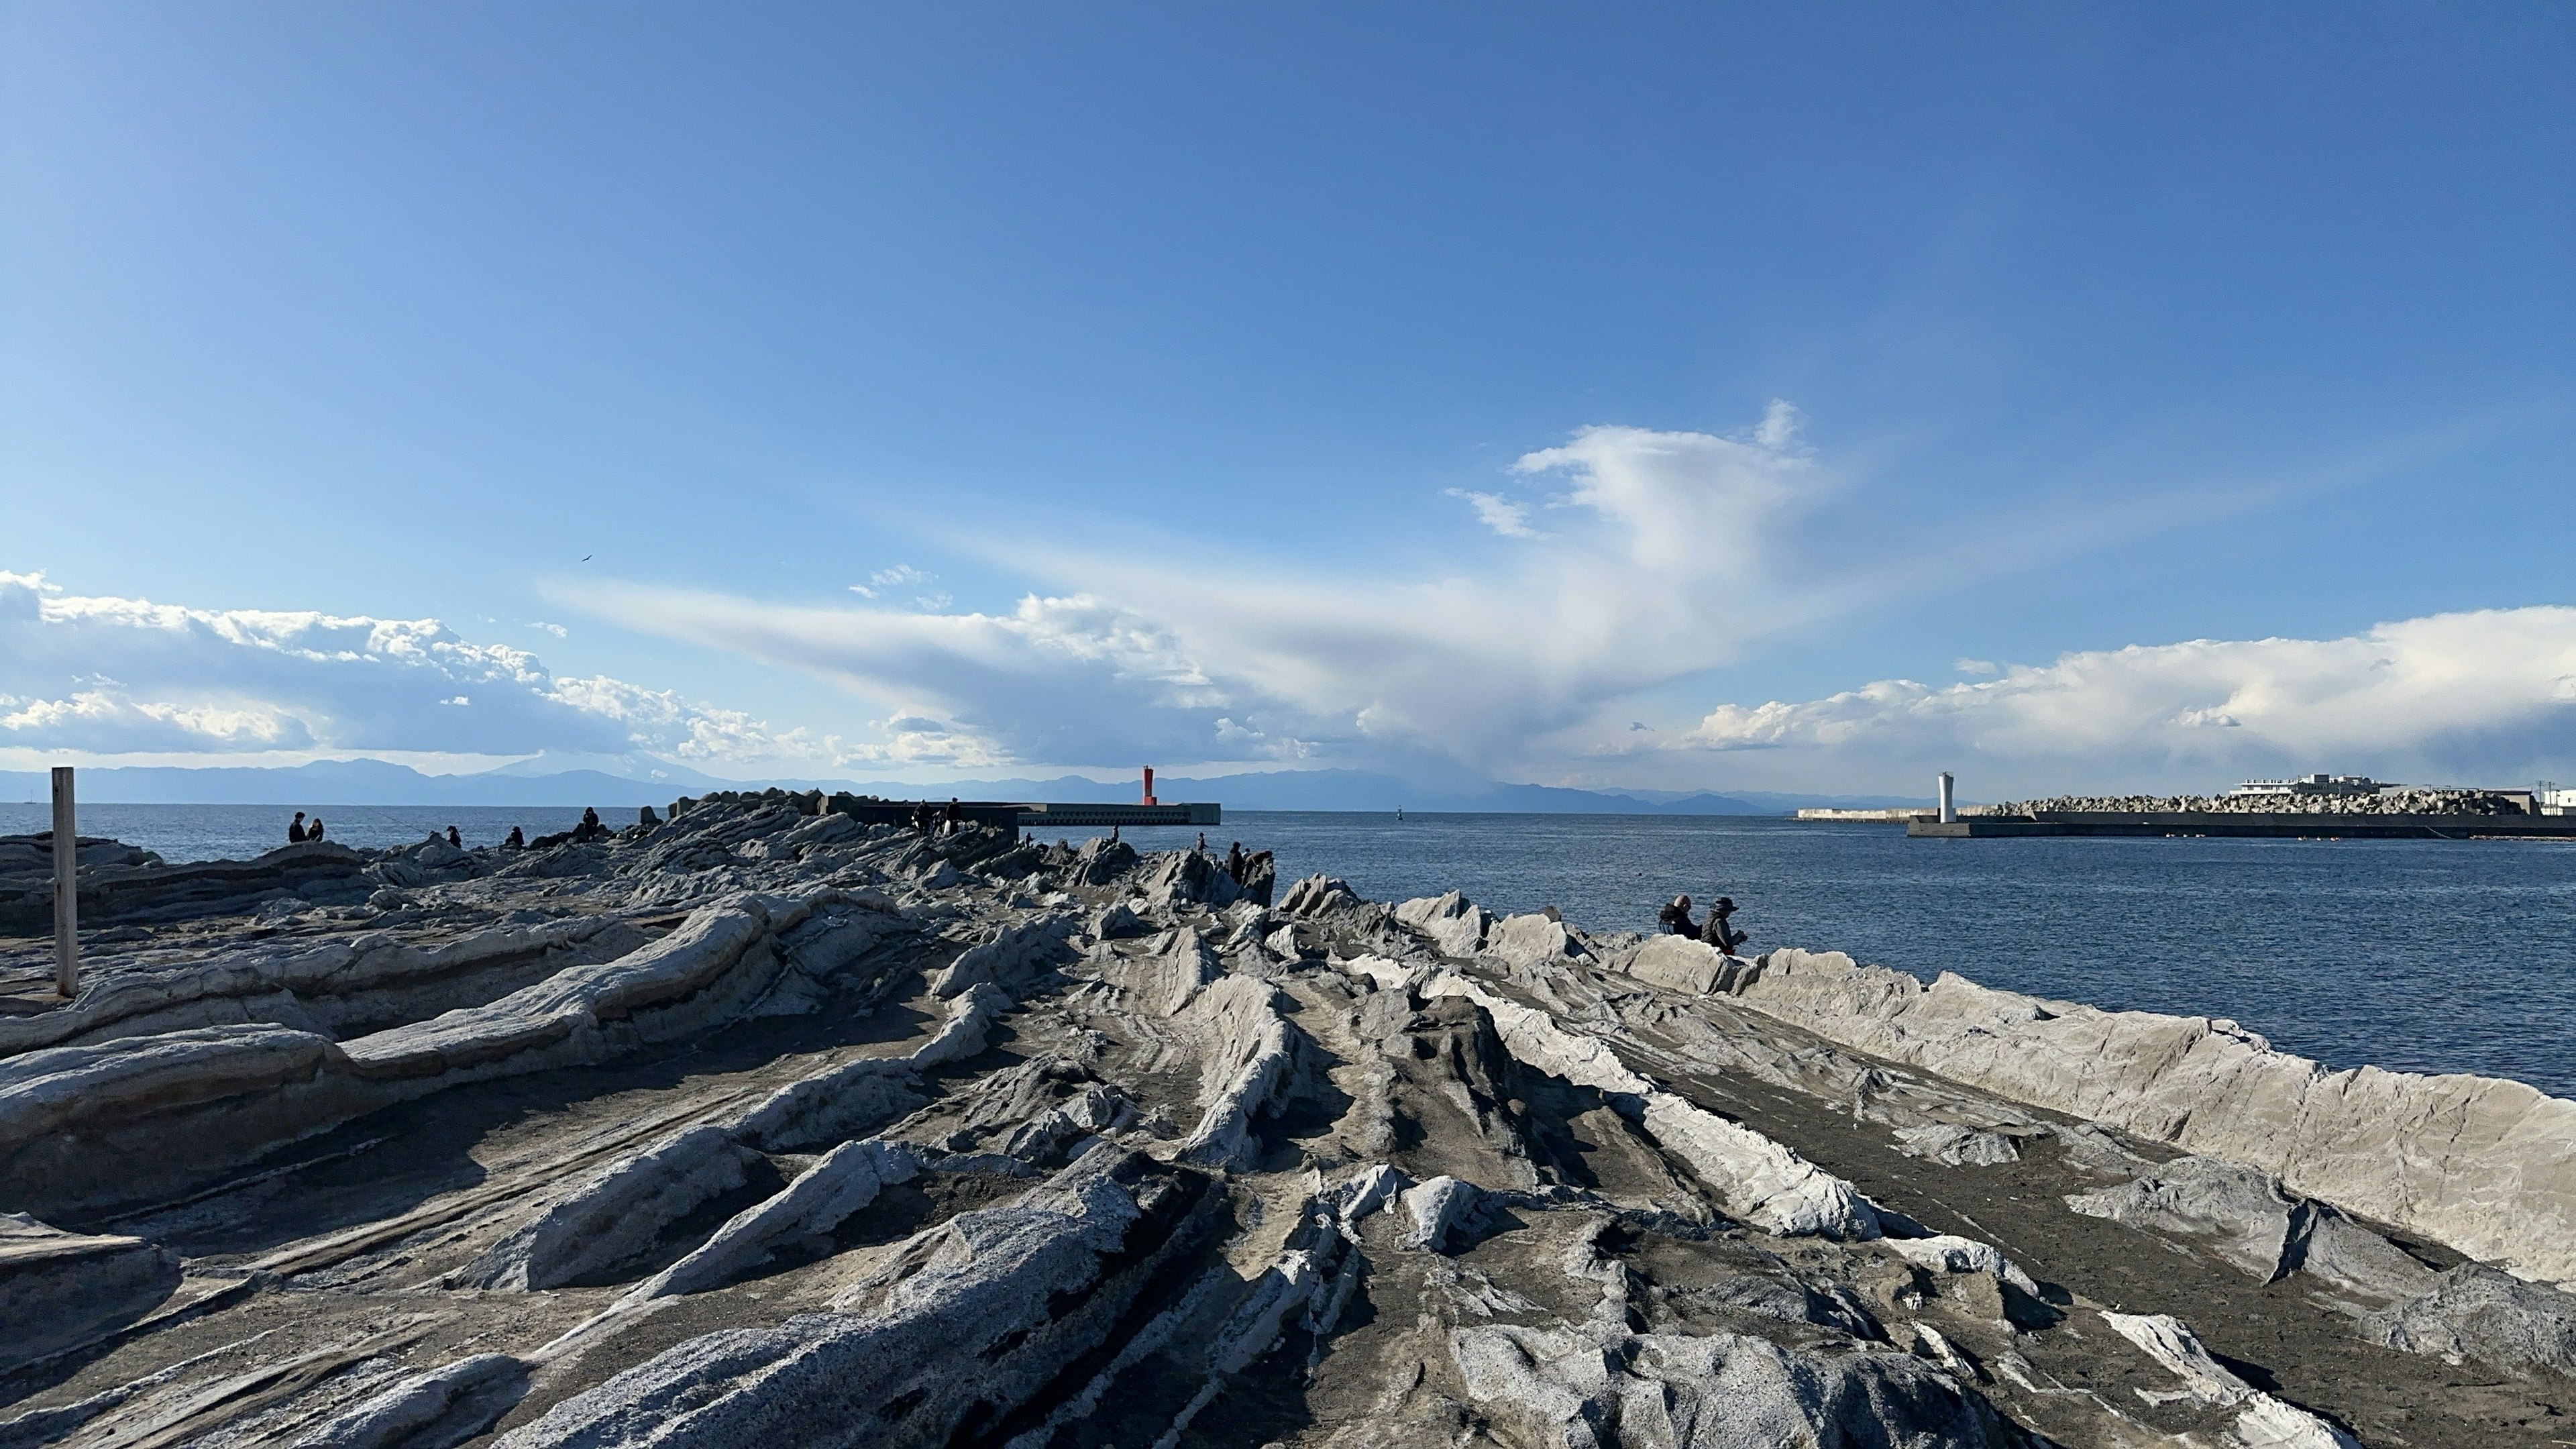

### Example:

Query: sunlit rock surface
xmin=0 ymin=790 xmax=2567 ymax=1447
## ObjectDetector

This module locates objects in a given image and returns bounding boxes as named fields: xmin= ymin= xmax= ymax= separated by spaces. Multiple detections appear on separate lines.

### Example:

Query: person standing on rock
xmin=1701 ymin=897 xmax=1743 ymax=956
xmin=288 ymin=812 xmax=308 ymax=843
xmin=1658 ymin=894 xmax=1697 ymax=936
xmin=1225 ymin=841 xmax=1246 ymax=883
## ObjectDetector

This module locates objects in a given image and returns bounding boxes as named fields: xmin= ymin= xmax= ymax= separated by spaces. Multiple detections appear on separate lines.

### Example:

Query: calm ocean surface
xmin=8 ymin=803 xmax=2571 ymax=1099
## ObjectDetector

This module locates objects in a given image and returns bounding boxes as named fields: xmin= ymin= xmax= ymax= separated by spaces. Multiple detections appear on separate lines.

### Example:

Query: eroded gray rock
xmin=2364 ymin=1263 xmax=2576 ymax=1375
xmin=1735 ymin=947 xmax=2576 ymax=1286
xmin=1894 ymin=1123 xmax=2024 ymax=1167
xmin=0 ymin=1215 xmax=182 ymax=1371
xmin=2065 ymin=1155 xmax=2307 ymax=1280
xmin=289 ymin=1353 xmax=529 ymax=1449
xmin=496 ymin=1146 xmax=1210 ymax=1449
xmin=468 ymin=1124 xmax=758 ymax=1290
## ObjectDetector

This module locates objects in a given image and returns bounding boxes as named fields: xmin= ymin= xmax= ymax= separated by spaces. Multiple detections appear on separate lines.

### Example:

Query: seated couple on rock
xmin=288 ymin=812 xmax=327 ymax=843
xmin=1657 ymin=894 xmax=1744 ymax=956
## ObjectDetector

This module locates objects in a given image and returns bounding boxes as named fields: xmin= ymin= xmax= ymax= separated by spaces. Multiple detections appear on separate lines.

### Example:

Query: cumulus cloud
xmin=1661 ymin=606 xmax=2576 ymax=791
xmin=559 ymin=409 xmax=1829 ymax=772
xmin=0 ymin=570 xmax=840 ymax=772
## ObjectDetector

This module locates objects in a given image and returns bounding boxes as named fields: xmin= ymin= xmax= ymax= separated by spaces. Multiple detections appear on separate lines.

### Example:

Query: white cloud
xmin=1445 ymin=488 xmax=1538 ymax=539
xmin=849 ymin=564 xmax=932 ymax=600
xmin=1659 ymin=606 xmax=2576 ymax=792
xmin=28 ymin=404 xmax=2543 ymax=797
xmin=1752 ymin=398 xmax=1803 ymax=450
xmin=559 ymin=411 xmax=1829 ymax=773
xmin=0 ymin=570 xmax=841 ymax=773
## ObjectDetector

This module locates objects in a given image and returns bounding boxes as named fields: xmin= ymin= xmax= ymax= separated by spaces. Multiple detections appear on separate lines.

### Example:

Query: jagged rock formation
xmin=0 ymin=803 xmax=2569 ymax=1447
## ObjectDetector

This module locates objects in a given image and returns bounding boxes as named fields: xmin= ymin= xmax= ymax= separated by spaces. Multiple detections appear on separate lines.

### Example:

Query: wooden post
xmin=51 ymin=765 xmax=77 ymax=998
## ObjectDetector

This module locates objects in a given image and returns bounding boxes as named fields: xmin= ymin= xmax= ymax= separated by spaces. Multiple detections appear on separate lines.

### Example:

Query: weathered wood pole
xmin=52 ymin=765 xmax=78 ymax=997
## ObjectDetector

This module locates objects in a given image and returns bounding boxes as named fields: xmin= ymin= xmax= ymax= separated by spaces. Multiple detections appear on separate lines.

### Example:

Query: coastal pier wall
xmin=1910 ymin=810 xmax=2576 ymax=840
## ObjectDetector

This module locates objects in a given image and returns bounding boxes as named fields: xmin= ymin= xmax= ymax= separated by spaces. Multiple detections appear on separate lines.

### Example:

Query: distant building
xmin=2222 ymin=773 xmax=2388 ymax=799
xmin=2540 ymin=784 xmax=2575 ymax=816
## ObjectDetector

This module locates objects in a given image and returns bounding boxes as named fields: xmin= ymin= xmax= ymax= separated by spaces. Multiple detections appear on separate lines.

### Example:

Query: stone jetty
xmin=0 ymin=792 xmax=2569 ymax=1446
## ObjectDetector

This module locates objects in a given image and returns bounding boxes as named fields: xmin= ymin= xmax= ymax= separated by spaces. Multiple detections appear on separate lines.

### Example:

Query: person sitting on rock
xmin=1658 ymin=894 xmax=1697 ymax=936
xmin=307 ymin=816 xmax=325 ymax=841
xmin=581 ymin=806 xmax=601 ymax=831
xmin=445 ymin=825 xmax=463 ymax=849
xmin=1701 ymin=897 xmax=1743 ymax=956
xmin=504 ymin=825 xmax=525 ymax=849
xmin=288 ymin=812 xmax=308 ymax=843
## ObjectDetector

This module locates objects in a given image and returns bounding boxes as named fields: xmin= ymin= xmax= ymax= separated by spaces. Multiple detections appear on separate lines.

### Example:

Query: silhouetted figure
xmin=1658 ymin=894 xmax=1697 ymax=936
xmin=911 ymin=802 xmax=933 ymax=834
xmin=446 ymin=825 xmax=463 ymax=849
xmin=1225 ymin=841 xmax=1246 ymax=883
xmin=504 ymin=826 xmax=525 ymax=850
xmin=288 ymin=812 xmax=308 ymax=844
xmin=581 ymin=806 xmax=601 ymax=831
xmin=943 ymin=798 xmax=962 ymax=824
xmin=307 ymin=817 xmax=325 ymax=841
xmin=1196 ymin=833 xmax=1207 ymax=853
xmin=1701 ymin=897 xmax=1743 ymax=956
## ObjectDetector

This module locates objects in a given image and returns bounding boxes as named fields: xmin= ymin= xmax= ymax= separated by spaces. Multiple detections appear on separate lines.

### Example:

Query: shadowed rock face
xmin=0 ymin=799 xmax=2567 ymax=1448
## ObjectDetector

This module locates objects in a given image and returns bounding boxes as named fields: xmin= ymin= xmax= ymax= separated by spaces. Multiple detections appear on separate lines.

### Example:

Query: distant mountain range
xmin=0 ymin=759 xmax=1933 ymax=816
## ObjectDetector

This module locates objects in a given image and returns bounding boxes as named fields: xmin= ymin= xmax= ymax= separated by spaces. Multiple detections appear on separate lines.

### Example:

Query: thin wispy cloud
xmin=848 ymin=564 xmax=934 ymax=600
xmin=1445 ymin=488 xmax=1539 ymax=539
xmin=558 ymin=410 xmax=1830 ymax=774
xmin=14 ymin=405 xmax=2562 ymax=794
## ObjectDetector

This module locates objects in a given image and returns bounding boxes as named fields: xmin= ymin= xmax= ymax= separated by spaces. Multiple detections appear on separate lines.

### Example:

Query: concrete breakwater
xmin=0 ymin=801 xmax=2569 ymax=1446
xmin=1996 ymin=788 xmax=2535 ymax=817
xmin=1912 ymin=810 xmax=2576 ymax=839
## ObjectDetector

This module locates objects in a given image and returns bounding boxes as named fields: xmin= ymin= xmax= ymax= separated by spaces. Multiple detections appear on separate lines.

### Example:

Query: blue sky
xmin=3 ymin=3 xmax=2571 ymax=796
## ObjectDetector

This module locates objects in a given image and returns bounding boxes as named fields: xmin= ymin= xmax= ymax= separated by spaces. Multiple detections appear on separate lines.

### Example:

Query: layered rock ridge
xmin=0 ymin=799 xmax=2563 ymax=1447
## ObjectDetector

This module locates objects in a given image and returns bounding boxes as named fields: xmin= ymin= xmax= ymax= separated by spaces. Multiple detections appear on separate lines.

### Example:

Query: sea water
xmin=7 ymin=804 xmax=2571 ymax=1099
xmin=1081 ymin=812 xmax=2576 ymax=1099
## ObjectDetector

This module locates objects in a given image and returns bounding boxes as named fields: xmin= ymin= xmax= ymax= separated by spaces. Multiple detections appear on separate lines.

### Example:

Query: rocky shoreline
xmin=0 ymin=792 xmax=2569 ymax=1447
